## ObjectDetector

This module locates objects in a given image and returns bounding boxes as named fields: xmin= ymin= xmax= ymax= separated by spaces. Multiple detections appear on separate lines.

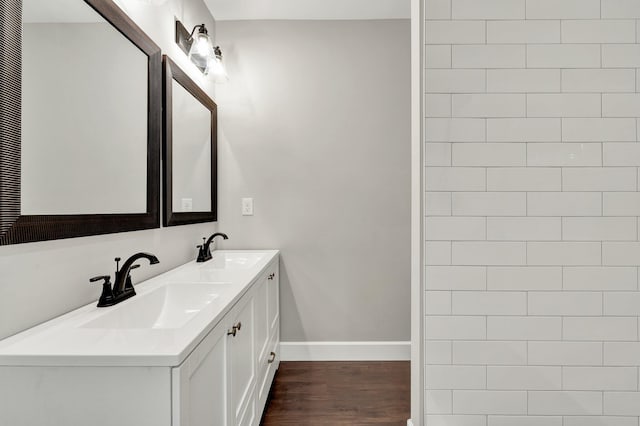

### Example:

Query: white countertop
xmin=0 ymin=250 xmax=279 ymax=367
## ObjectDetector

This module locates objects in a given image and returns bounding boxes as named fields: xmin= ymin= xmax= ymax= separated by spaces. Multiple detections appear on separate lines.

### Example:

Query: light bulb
xmin=205 ymin=47 xmax=229 ymax=82
xmin=206 ymin=57 xmax=228 ymax=82
xmin=188 ymin=28 xmax=214 ymax=70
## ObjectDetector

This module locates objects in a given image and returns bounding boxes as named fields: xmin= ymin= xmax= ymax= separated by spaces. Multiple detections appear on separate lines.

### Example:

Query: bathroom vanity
xmin=0 ymin=250 xmax=280 ymax=426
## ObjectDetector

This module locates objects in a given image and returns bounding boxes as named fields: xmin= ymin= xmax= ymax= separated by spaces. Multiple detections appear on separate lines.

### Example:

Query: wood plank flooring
xmin=260 ymin=361 xmax=410 ymax=426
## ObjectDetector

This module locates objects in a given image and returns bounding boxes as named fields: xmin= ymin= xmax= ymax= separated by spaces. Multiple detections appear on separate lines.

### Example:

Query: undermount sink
xmin=81 ymin=283 xmax=225 ymax=330
xmin=205 ymin=252 xmax=266 ymax=270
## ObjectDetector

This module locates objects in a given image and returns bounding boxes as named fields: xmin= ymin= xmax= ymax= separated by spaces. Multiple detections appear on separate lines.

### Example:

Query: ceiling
xmin=204 ymin=0 xmax=410 ymax=21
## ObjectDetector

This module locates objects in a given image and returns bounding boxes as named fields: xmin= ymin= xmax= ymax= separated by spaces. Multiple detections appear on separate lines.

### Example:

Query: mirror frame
xmin=0 ymin=0 xmax=161 ymax=245
xmin=162 ymin=55 xmax=217 ymax=227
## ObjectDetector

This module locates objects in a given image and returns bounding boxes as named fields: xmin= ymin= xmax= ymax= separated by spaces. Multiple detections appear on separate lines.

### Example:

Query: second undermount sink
xmin=205 ymin=252 xmax=266 ymax=270
xmin=81 ymin=283 xmax=226 ymax=330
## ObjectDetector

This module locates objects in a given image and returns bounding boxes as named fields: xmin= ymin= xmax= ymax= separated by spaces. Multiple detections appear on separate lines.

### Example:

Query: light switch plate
xmin=242 ymin=198 xmax=254 ymax=216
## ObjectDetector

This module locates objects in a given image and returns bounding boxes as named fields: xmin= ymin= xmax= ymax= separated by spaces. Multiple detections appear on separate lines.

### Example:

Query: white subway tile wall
xmin=424 ymin=0 xmax=640 ymax=423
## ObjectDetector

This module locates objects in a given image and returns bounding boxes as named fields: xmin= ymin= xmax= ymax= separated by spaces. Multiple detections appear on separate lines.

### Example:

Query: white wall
xmin=424 ymin=0 xmax=640 ymax=424
xmin=0 ymin=0 xmax=220 ymax=341
xmin=215 ymin=20 xmax=412 ymax=342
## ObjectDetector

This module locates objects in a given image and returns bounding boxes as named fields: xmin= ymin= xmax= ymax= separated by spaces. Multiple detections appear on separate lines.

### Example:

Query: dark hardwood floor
xmin=261 ymin=361 xmax=410 ymax=426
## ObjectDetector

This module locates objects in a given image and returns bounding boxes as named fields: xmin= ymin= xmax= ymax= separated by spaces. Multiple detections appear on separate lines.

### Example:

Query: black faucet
xmin=90 ymin=252 xmax=159 ymax=307
xmin=197 ymin=232 xmax=228 ymax=262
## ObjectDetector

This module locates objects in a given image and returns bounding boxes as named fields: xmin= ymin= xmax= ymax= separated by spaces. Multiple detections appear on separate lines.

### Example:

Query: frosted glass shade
xmin=206 ymin=54 xmax=228 ymax=82
xmin=188 ymin=32 xmax=214 ymax=70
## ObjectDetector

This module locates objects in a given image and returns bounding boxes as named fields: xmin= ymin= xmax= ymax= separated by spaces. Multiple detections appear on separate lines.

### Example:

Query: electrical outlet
xmin=242 ymin=198 xmax=254 ymax=216
xmin=181 ymin=198 xmax=193 ymax=212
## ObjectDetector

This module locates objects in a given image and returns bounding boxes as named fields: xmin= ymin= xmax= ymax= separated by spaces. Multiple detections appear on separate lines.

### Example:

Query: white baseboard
xmin=279 ymin=341 xmax=411 ymax=361
xmin=407 ymin=419 xmax=414 ymax=426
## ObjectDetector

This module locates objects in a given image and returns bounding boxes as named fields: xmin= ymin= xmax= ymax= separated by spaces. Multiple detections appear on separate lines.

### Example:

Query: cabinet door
xmin=172 ymin=325 xmax=229 ymax=426
xmin=228 ymin=295 xmax=256 ymax=426
xmin=254 ymin=273 xmax=269 ymax=371
xmin=267 ymin=263 xmax=279 ymax=337
xmin=257 ymin=263 xmax=280 ymax=423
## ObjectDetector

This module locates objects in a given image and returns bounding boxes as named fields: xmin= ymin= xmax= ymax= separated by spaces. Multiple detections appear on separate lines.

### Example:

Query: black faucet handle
xmin=91 ymin=275 xmax=116 ymax=308
xmin=90 ymin=275 xmax=111 ymax=284
xmin=123 ymin=265 xmax=140 ymax=291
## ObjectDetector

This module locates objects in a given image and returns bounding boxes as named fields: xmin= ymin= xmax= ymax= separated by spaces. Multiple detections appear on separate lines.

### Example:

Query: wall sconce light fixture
xmin=175 ymin=20 xmax=228 ymax=81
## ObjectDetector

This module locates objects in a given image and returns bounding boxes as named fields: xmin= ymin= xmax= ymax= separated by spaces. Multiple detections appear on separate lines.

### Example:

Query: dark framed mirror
xmin=162 ymin=55 xmax=217 ymax=227
xmin=0 ymin=0 xmax=161 ymax=245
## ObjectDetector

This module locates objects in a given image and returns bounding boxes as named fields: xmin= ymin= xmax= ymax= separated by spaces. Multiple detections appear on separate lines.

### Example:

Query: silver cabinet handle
xmin=227 ymin=322 xmax=242 ymax=337
xmin=268 ymin=351 xmax=276 ymax=363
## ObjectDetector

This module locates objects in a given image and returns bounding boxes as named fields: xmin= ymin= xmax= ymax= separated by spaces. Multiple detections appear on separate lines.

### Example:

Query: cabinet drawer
xmin=257 ymin=329 xmax=280 ymax=416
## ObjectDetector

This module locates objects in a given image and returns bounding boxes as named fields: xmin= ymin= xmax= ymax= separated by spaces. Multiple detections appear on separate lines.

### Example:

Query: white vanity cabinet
xmin=0 ymin=250 xmax=280 ymax=426
xmin=172 ymin=260 xmax=280 ymax=426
